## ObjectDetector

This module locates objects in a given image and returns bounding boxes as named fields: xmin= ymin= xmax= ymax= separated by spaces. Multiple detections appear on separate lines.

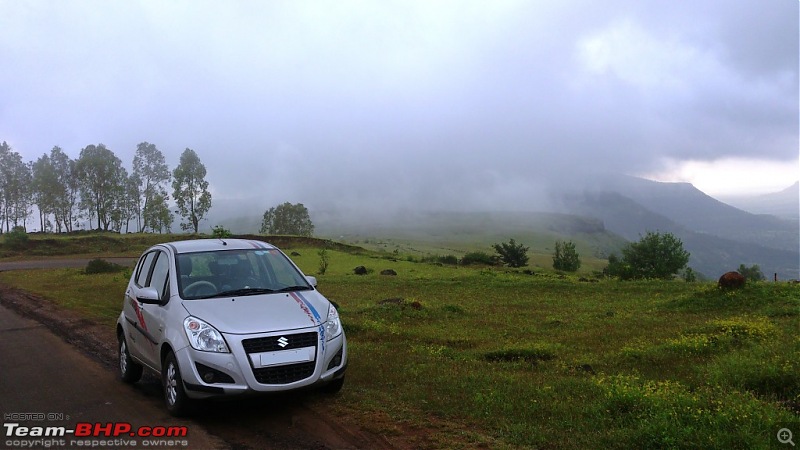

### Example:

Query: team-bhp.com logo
xmin=4 ymin=421 xmax=188 ymax=438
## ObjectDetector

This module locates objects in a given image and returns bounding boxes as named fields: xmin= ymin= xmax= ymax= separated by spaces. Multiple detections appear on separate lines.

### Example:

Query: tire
xmin=321 ymin=376 xmax=345 ymax=394
xmin=118 ymin=334 xmax=143 ymax=384
xmin=162 ymin=351 xmax=192 ymax=416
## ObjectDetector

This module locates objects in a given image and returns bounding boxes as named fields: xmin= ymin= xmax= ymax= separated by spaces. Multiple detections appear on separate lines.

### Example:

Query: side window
xmin=149 ymin=252 xmax=171 ymax=300
xmin=135 ymin=252 xmax=157 ymax=287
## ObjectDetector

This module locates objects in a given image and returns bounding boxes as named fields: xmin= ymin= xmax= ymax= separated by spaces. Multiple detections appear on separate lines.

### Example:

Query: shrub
xmin=681 ymin=267 xmax=698 ymax=282
xmin=421 ymin=255 xmax=458 ymax=265
xmin=436 ymin=254 xmax=459 ymax=265
xmin=737 ymin=264 xmax=765 ymax=282
xmin=460 ymin=251 xmax=496 ymax=266
xmin=211 ymin=225 xmax=232 ymax=238
xmin=492 ymin=239 xmax=529 ymax=268
xmin=4 ymin=226 xmax=29 ymax=250
xmin=606 ymin=231 xmax=689 ymax=280
xmin=85 ymin=258 xmax=126 ymax=274
xmin=318 ymin=248 xmax=330 ymax=275
xmin=552 ymin=240 xmax=581 ymax=272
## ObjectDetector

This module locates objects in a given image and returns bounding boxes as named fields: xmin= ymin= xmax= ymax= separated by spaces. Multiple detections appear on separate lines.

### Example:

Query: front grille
xmin=242 ymin=331 xmax=319 ymax=384
xmin=252 ymin=361 xmax=316 ymax=384
xmin=242 ymin=332 xmax=318 ymax=353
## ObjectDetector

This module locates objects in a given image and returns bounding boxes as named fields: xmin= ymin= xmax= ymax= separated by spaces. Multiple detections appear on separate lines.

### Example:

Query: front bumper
xmin=174 ymin=327 xmax=347 ymax=399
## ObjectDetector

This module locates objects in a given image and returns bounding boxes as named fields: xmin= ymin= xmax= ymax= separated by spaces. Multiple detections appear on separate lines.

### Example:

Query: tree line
xmin=0 ymin=141 xmax=212 ymax=234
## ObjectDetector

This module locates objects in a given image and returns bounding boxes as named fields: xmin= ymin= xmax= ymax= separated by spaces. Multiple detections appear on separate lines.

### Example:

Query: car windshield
xmin=176 ymin=248 xmax=311 ymax=300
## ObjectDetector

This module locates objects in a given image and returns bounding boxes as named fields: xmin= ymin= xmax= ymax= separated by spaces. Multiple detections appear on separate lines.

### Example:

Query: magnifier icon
xmin=778 ymin=428 xmax=795 ymax=446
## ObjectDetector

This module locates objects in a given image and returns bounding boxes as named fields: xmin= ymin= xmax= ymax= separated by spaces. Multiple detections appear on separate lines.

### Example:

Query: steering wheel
xmin=240 ymin=277 xmax=261 ymax=288
xmin=184 ymin=280 xmax=217 ymax=297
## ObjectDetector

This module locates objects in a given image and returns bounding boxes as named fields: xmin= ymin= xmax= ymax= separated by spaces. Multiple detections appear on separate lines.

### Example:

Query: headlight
xmin=324 ymin=305 xmax=342 ymax=341
xmin=183 ymin=316 xmax=229 ymax=353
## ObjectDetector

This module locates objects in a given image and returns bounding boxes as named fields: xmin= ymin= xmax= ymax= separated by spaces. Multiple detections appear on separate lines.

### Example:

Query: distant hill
xmin=206 ymin=176 xmax=799 ymax=280
xmin=592 ymin=176 xmax=798 ymax=251
xmin=720 ymin=182 xmax=799 ymax=220
xmin=314 ymin=209 xmax=629 ymax=260
xmin=555 ymin=176 xmax=799 ymax=280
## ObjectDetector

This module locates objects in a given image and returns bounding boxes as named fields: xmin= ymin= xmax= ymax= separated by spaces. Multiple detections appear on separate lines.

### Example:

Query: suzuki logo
xmin=277 ymin=337 xmax=289 ymax=348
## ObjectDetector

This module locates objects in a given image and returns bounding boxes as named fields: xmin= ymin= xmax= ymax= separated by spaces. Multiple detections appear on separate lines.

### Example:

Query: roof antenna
xmin=219 ymin=238 xmax=227 ymax=246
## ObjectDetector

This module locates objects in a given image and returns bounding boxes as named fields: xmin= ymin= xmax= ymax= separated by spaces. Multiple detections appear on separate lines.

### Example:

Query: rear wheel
xmin=118 ymin=334 xmax=143 ymax=383
xmin=162 ymin=351 xmax=192 ymax=416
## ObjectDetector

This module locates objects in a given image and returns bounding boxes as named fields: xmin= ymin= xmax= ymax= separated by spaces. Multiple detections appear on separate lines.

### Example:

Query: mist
xmin=1 ymin=0 xmax=797 ymax=222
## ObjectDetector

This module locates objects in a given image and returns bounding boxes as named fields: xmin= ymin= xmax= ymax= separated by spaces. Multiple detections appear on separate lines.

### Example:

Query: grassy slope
xmin=315 ymin=210 xmax=627 ymax=275
xmin=1 ymin=237 xmax=797 ymax=449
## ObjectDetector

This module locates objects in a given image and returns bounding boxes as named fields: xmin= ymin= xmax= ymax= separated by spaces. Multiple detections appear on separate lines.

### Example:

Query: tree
xmin=172 ymin=148 xmax=211 ymax=234
xmin=552 ymin=240 xmax=581 ymax=272
xmin=260 ymin=202 xmax=315 ymax=236
xmin=75 ymin=144 xmax=128 ymax=231
xmin=143 ymin=192 xmax=173 ymax=233
xmin=50 ymin=147 xmax=79 ymax=233
xmin=737 ymin=264 xmax=765 ymax=282
xmin=31 ymin=153 xmax=58 ymax=232
xmin=0 ymin=142 xmax=7 ymax=232
xmin=132 ymin=142 xmax=170 ymax=232
xmin=0 ymin=143 xmax=33 ymax=232
xmin=606 ymin=231 xmax=690 ymax=280
xmin=492 ymin=238 xmax=529 ymax=268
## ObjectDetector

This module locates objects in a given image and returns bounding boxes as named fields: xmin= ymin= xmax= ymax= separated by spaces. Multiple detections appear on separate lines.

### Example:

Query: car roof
xmin=157 ymin=238 xmax=278 ymax=254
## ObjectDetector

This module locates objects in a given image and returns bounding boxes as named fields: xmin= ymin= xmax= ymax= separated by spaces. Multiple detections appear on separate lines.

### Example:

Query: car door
xmin=138 ymin=250 xmax=170 ymax=368
xmin=124 ymin=249 xmax=170 ymax=368
xmin=125 ymin=251 xmax=157 ymax=364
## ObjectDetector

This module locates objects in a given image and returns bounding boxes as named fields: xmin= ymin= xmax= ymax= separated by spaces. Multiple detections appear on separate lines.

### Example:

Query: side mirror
xmin=305 ymin=276 xmax=317 ymax=288
xmin=136 ymin=287 xmax=162 ymax=305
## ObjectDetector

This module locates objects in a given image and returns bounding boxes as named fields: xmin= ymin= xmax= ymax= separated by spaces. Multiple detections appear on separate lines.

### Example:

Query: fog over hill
xmin=554 ymin=186 xmax=798 ymax=280
xmin=210 ymin=175 xmax=799 ymax=280
xmin=720 ymin=182 xmax=799 ymax=220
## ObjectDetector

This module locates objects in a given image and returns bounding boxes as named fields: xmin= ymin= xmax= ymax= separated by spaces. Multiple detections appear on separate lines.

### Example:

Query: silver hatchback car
xmin=116 ymin=238 xmax=347 ymax=415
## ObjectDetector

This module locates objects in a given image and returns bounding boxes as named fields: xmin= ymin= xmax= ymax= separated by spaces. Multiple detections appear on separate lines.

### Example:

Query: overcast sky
xmin=1 ymin=0 xmax=797 ymax=215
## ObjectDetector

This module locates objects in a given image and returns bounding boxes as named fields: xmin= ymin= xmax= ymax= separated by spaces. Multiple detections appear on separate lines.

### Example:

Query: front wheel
xmin=321 ymin=376 xmax=345 ymax=394
xmin=162 ymin=351 xmax=192 ymax=416
xmin=118 ymin=334 xmax=143 ymax=383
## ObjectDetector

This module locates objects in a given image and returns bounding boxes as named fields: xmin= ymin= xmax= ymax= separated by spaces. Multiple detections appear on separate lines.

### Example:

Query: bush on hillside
xmin=4 ymin=226 xmax=29 ymax=250
xmin=606 ymin=231 xmax=689 ymax=280
xmin=85 ymin=258 xmax=126 ymax=275
xmin=492 ymin=239 xmax=529 ymax=268
xmin=460 ymin=251 xmax=497 ymax=266
xmin=552 ymin=240 xmax=581 ymax=272
xmin=737 ymin=264 xmax=765 ymax=282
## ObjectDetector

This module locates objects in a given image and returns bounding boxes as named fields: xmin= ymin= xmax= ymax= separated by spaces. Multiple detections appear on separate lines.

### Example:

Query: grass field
xmin=1 ymin=237 xmax=798 ymax=448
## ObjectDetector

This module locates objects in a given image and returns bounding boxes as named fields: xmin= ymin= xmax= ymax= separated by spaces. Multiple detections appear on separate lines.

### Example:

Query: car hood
xmin=181 ymin=290 xmax=329 ymax=334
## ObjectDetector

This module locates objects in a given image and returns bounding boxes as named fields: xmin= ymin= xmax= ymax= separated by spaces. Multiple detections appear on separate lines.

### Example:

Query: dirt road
xmin=0 ymin=259 xmax=398 ymax=450
xmin=0 ymin=303 xmax=227 ymax=449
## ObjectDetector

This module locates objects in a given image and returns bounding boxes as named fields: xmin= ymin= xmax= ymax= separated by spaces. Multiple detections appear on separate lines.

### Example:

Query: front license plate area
xmin=251 ymin=347 xmax=315 ymax=368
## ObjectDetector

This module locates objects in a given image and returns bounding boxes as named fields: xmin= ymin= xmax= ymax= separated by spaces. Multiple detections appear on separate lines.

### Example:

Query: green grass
xmin=1 ymin=267 xmax=132 ymax=327
xmin=1 ymin=244 xmax=798 ymax=449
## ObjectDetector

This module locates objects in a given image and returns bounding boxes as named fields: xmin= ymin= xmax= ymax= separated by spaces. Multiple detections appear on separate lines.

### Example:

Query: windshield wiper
xmin=192 ymin=285 xmax=311 ymax=299
xmin=274 ymin=285 xmax=313 ymax=292
xmin=206 ymin=288 xmax=278 ymax=298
